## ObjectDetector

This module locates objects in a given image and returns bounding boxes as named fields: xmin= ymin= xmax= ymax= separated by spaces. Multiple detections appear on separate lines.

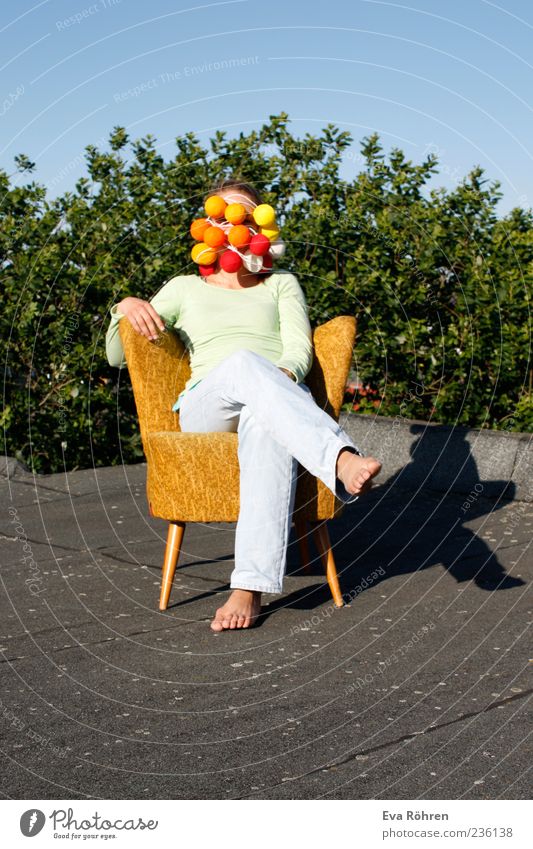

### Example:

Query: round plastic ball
xmin=219 ymin=249 xmax=242 ymax=272
xmin=253 ymin=204 xmax=276 ymax=227
xmin=190 ymin=218 xmax=210 ymax=240
xmin=204 ymin=195 xmax=227 ymax=218
xmin=260 ymin=225 xmax=280 ymax=242
xmin=203 ymin=226 xmax=226 ymax=248
xmin=228 ymin=224 xmax=251 ymax=248
xmin=224 ymin=203 xmax=247 ymax=224
xmin=191 ymin=242 xmax=217 ymax=265
xmin=199 ymin=264 xmax=217 ymax=277
xmin=248 ymin=233 xmax=271 ymax=256
xmin=260 ymin=254 xmax=273 ymax=273
xmin=269 ymin=239 xmax=286 ymax=259
xmin=243 ymin=252 xmax=264 ymax=273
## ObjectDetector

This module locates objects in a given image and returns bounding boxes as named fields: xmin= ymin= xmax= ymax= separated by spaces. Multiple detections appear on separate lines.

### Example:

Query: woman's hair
xmin=205 ymin=176 xmax=264 ymax=207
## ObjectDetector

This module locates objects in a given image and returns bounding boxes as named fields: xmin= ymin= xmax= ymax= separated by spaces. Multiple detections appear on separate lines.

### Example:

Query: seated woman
xmin=105 ymin=177 xmax=382 ymax=632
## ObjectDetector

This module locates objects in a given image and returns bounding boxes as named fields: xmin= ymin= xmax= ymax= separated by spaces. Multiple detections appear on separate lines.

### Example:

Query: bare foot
xmin=210 ymin=589 xmax=261 ymax=632
xmin=336 ymin=449 xmax=382 ymax=496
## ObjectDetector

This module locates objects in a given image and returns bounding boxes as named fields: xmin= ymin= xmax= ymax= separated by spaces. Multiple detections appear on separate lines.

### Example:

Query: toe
xmin=210 ymin=608 xmax=225 ymax=629
xmin=353 ymin=468 xmax=372 ymax=490
xmin=229 ymin=614 xmax=239 ymax=630
xmin=211 ymin=606 xmax=232 ymax=631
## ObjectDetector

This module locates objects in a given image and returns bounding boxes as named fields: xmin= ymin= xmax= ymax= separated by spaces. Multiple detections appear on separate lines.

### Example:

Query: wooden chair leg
xmin=159 ymin=521 xmax=185 ymax=611
xmin=294 ymin=516 xmax=312 ymax=573
xmin=312 ymin=522 xmax=344 ymax=608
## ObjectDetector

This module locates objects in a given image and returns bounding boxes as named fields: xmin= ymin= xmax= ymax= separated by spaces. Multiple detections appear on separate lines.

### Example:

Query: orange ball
xmin=190 ymin=218 xmax=210 ymax=240
xmin=191 ymin=242 xmax=217 ymax=265
xmin=228 ymin=224 xmax=251 ymax=248
xmin=203 ymin=225 xmax=226 ymax=248
xmin=224 ymin=202 xmax=247 ymax=224
xmin=204 ymin=195 xmax=227 ymax=218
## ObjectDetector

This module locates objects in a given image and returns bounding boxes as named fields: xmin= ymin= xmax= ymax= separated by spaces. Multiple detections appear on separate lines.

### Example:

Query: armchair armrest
xmin=119 ymin=321 xmax=191 ymax=445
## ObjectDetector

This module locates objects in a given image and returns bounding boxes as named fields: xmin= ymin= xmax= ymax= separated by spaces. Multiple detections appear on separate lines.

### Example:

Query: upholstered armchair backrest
xmin=120 ymin=315 xmax=356 ymax=452
xmin=308 ymin=315 xmax=357 ymax=418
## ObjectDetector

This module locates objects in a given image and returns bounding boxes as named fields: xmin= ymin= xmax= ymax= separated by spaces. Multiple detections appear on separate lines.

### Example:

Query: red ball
xmin=219 ymin=249 xmax=242 ymax=272
xmin=259 ymin=254 xmax=273 ymax=273
xmin=249 ymin=233 xmax=271 ymax=256
xmin=199 ymin=263 xmax=217 ymax=277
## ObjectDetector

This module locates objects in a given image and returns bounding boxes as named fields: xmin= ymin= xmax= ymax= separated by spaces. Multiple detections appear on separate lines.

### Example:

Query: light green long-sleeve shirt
xmin=105 ymin=271 xmax=314 ymax=410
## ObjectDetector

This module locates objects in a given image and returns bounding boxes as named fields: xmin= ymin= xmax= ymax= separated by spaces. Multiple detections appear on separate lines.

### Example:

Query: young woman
xmin=105 ymin=178 xmax=382 ymax=632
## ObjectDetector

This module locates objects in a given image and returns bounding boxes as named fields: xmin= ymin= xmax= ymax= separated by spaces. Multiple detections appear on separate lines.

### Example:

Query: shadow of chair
xmin=119 ymin=314 xmax=356 ymax=610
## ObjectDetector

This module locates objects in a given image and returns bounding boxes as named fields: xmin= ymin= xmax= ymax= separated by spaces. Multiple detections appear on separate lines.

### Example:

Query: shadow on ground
xmin=286 ymin=424 xmax=524 ymax=608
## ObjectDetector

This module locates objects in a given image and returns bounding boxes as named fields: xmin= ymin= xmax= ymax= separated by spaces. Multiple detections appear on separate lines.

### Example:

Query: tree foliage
xmin=1 ymin=113 xmax=531 ymax=472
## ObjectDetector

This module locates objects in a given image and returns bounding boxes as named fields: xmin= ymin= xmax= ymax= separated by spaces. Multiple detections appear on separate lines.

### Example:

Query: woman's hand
xmin=117 ymin=297 xmax=166 ymax=341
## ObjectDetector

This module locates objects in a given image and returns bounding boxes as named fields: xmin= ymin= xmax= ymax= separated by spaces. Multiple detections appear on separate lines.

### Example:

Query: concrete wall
xmin=339 ymin=412 xmax=532 ymax=503
xmin=2 ymin=415 xmax=531 ymax=502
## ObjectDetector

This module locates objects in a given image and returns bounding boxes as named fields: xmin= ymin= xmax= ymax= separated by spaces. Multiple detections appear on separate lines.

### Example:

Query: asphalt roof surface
xmin=1 ymin=463 xmax=531 ymax=799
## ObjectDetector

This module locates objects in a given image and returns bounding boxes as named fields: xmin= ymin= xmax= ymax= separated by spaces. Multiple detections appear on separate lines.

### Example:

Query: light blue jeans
xmin=178 ymin=349 xmax=364 ymax=594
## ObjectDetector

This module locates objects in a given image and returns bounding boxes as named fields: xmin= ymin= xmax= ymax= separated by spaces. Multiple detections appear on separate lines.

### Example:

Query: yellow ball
xmin=260 ymin=225 xmax=280 ymax=242
xmin=204 ymin=195 xmax=227 ymax=219
xmin=191 ymin=242 xmax=217 ymax=265
xmin=224 ymin=202 xmax=247 ymax=224
xmin=253 ymin=204 xmax=276 ymax=227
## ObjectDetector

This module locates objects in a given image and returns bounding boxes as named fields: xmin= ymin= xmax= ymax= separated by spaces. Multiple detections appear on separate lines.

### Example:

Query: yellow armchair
xmin=119 ymin=315 xmax=357 ymax=610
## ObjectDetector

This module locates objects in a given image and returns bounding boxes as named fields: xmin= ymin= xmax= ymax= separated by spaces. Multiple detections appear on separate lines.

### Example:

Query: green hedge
xmin=1 ymin=114 xmax=531 ymax=473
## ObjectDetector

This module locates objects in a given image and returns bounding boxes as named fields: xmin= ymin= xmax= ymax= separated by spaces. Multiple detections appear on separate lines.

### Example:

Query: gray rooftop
xmin=1 ymin=417 xmax=531 ymax=800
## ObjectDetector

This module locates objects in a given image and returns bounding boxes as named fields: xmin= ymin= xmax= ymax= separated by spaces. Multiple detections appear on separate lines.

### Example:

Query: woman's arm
xmin=105 ymin=276 xmax=184 ymax=367
xmin=274 ymin=273 xmax=314 ymax=383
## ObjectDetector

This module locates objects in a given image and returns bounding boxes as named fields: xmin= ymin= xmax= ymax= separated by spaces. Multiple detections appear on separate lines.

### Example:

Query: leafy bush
xmin=1 ymin=114 xmax=531 ymax=473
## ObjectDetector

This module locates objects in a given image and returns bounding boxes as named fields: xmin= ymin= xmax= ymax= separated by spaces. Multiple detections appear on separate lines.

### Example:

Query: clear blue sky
xmin=2 ymin=0 xmax=532 ymax=215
